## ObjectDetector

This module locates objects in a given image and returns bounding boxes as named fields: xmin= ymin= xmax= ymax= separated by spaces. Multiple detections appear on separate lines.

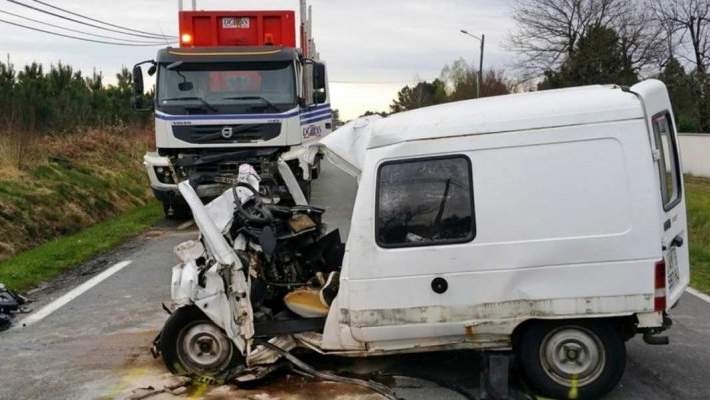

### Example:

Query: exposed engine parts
xmin=157 ymin=163 xmax=345 ymax=381
xmin=225 ymin=174 xmax=344 ymax=323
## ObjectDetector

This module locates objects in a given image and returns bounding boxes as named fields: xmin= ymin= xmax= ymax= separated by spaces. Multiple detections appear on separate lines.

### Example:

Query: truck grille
xmin=173 ymin=123 xmax=281 ymax=144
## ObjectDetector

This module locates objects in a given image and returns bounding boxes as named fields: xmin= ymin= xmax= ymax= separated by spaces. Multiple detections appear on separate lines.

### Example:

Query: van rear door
xmin=631 ymin=80 xmax=690 ymax=309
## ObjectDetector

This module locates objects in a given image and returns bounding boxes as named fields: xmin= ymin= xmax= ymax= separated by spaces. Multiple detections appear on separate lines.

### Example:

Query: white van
xmin=160 ymin=79 xmax=689 ymax=400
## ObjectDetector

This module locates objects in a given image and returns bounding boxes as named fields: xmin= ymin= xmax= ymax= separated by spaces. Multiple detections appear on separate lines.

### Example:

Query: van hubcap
xmin=539 ymin=327 xmax=606 ymax=387
xmin=178 ymin=322 xmax=233 ymax=374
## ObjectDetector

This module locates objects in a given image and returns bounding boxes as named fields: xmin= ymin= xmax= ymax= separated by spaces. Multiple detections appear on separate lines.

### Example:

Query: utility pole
xmin=461 ymin=30 xmax=485 ymax=98
xmin=478 ymin=34 xmax=485 ymax=98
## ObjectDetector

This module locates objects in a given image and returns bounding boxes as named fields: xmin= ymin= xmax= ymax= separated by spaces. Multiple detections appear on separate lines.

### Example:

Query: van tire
xmin=159 ymin=306 xmax=241 ymax=378
xmin=517 ymin=319 xmax=626 ymax=400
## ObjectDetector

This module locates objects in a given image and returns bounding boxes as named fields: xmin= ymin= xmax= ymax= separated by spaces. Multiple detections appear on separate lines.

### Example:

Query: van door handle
xmin=671 ymin=235 xmax=684 ymax=248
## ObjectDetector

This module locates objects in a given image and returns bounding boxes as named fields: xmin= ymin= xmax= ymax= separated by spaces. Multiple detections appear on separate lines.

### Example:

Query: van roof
xmin=320 ymin=82 xmax=652 ymax=175
xmin=368 ymin=84 xmax=644 ymax=149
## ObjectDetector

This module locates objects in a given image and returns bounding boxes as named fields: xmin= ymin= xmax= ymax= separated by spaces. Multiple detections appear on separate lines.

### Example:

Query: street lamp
xmin=460 ymin=29 xmax=485 ymax=98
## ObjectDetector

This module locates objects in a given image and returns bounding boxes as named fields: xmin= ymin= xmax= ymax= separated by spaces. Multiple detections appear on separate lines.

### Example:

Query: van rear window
xmin=376 ymin=155 xmax=475 ymax=248
xmin=652 ymin=113 xmax=681 ymax=210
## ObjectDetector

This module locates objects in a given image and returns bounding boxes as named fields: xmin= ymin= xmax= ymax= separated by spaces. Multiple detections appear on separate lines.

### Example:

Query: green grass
xmin=0 ymin=130 xmax=155 ymax=262
xmin=686 ymin=176 xmax=710 ymax=295
xmin=0 ymin=202 xmax=162 ymax=292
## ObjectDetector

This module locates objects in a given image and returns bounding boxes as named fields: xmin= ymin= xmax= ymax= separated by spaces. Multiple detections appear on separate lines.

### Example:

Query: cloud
xmin=0 ymin=0 xmax=516 ymax=119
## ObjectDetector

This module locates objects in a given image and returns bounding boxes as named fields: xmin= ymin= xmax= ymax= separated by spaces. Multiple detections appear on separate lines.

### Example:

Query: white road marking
xmin=687 ymin=287 xmax=710 ymax=304
xmin=17 ymin=260 xmax=133 ymax=328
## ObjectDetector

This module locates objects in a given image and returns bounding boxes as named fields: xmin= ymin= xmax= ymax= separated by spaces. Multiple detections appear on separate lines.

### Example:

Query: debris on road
xmin=121 ymin=377 xmax=191 ymax=400
xmin=0 ymin=283 xmax=30 ymax=331
xmin=262 ymin=341 xmax=400 ymax=400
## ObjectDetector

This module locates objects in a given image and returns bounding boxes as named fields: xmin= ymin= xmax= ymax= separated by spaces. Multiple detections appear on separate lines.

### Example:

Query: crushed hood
xmin=318 ymin=115 xmax=382 ymax=177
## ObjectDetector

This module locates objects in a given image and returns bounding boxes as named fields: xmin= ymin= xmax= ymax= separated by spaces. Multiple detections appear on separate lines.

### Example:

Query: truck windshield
xmin=157 ymin=61 xmax=296 ymax=115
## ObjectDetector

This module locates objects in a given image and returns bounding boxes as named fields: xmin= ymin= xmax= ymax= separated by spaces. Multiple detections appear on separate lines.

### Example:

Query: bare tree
xmin=509 ymin=0 xmax=664 ymax=77
xmin=650 ymin=0 xmax=710 ymax=73
xmin=650 ymin=0 xmax=710 ymax=130
xmin=616 ymin=1 xmax=667 ymax=74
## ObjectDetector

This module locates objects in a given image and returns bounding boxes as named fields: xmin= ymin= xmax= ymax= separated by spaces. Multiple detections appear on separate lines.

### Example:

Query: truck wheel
xmin=162 ymin=201 xmax=191 ymax=220
xmin=159 ymin=306 xmax=241 ymax=378
xmin=517 ymin=320 xmax=625 ymax=400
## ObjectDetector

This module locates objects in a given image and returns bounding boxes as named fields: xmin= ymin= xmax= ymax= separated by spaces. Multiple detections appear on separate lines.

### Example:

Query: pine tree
xmin=540 ymin=25 xmax=638 ymax=90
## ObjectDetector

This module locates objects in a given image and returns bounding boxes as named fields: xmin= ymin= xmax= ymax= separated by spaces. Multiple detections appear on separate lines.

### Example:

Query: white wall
xmin=679 ymin=133 xmax=710 ymax=178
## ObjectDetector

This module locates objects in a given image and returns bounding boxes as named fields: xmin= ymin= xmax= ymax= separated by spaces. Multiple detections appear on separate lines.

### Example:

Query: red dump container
xmin=179 ymin=10 xmax=296 ymax=48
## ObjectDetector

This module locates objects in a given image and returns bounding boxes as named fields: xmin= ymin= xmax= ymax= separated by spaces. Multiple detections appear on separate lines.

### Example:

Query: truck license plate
xmin=667 ymin=247 xmax=680 ymax=291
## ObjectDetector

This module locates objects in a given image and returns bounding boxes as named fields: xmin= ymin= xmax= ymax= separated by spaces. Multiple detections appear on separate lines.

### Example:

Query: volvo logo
xmin=221 ymin=126 xmax=234 ymax=139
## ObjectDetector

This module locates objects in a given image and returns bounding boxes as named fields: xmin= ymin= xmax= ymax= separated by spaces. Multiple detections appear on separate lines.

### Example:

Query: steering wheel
xmin=233 ymin=183 xmax=274 ymax=226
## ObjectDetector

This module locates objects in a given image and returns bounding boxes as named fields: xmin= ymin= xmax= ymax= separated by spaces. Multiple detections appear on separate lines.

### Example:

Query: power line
xmin=7 ymin=0 xmax=174 ymax=40
xmin=0 ymin=9 xmax=170 ymax=45
xmin=31 ymin=0 xmax=176 ymax=40
xmin=0 ymin=17 xmax=169 ymax=46
xmin=331 ymin=80 xmax=430 ymax=85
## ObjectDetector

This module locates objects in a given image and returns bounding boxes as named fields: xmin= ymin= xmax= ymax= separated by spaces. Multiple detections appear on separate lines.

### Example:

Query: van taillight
xmin=654 ymin=259 xmax=666 ymax=311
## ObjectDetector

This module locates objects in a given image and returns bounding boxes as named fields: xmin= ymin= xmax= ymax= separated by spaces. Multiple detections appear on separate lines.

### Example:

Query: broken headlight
xmin=154 ymin=166 xmax=175 ymax=184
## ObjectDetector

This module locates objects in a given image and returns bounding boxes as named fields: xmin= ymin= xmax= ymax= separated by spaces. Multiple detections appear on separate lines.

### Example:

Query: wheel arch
xmin=510 ymin=314 xmax=638 ymax=349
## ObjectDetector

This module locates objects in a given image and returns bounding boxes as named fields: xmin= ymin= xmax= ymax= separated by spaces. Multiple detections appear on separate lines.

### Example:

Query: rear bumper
xmin=640 ymin=313 xmax=673 ymax=345
xmin=636 ymin=311 xmax=665 ymax=328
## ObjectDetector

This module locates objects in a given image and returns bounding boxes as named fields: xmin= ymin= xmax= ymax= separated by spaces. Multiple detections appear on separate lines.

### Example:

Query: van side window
xmin=652 ymin=113 xmax=681 ymax=210
xmin=376 ymin=156 xmax=475 ymax=248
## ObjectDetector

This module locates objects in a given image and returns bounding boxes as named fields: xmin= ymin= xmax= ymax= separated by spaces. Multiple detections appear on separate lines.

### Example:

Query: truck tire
xmin=162 ymin=201 xmax=192 ymax=220
xmin=517 ymin=319 xmax=625 ymax=400
xmin=159 ymin=306 xmax=242 ymax=378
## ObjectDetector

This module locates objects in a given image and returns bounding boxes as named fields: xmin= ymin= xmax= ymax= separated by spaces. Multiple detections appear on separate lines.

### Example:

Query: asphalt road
xmin=1 ymin=161 xmax=710 ymax=400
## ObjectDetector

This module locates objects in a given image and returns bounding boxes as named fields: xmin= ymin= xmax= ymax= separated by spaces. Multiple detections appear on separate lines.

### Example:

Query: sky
xmin=0 ymin=0 xmax=516 ymax=120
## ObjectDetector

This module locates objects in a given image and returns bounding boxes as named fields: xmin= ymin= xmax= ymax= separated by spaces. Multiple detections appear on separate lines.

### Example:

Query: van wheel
xmin=517 ymin=320 xmax=625 ymax=400
xmin=159 ymin=306 xmax=242 ymax=378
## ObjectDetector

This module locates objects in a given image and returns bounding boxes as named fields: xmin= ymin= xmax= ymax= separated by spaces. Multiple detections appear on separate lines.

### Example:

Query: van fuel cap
xmin=431 ymin=277 xmax=448 ymax=294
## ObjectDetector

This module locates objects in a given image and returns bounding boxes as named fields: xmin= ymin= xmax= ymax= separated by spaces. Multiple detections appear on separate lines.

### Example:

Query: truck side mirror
xmin=133 ymin=65 xmax=144 ymax=97
xmin=132 ymin=61 xmax=154 ymax=112
xmin=313 ymin=62 xmax=327 ymax=104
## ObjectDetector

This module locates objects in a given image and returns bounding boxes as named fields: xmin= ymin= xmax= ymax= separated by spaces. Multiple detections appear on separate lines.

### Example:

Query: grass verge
xmin=686 ymin=176 xmax=710 ymax=295
xmin=0 ymin=129 xmax=154 ymax=261
xmin=0 ymin=202 xmax=162 ymax=292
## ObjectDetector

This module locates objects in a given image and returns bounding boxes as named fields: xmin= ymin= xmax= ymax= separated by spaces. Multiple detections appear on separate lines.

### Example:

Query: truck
xmin=156 ymin=80 xmax=690 ymax=400
xmin=132 ymin=0 xmax=331 ymax=218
